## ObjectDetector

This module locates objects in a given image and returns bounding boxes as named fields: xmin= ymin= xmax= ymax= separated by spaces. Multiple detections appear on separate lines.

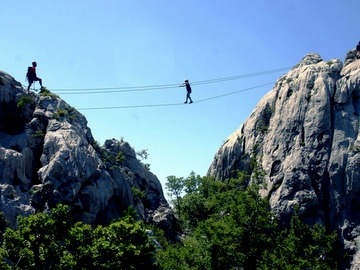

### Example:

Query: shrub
xmin=17 ymin=95 xmax=33 ymax=109
xmin=132 ymin=186 xmax=147 ymax=201
xmin=39 ymin=87 xmax=59 ymax=99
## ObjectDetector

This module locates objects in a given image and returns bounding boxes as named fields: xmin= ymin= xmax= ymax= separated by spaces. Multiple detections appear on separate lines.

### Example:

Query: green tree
xmin=1 ymin=205 xmax=158 ymax=269
xmin=180 ymin=173 xmax=249 ymax=230
xmin=2 ymin=204 xmax=72 ymax=269
xmin=157 ymin=174 xmax=344 ymax=270
xmin=183 ymin=171 xmax=201 ymax=194
xmin=258 ymin=211 xmax=342 ymax=270
xmin=156 ymin=236 xmax=210 ymax=270
xmin=65 ymin=221 xmax=94 ymax=269
xmin=90 ymin=211 xmax=156 ymax=269
xmin=165 ymin=175 xmax=185 ymax=220
xmin=158 ymin=175 xmax=276 ymax=269
xmin=196 ymin=184 xmax=276 ymax=269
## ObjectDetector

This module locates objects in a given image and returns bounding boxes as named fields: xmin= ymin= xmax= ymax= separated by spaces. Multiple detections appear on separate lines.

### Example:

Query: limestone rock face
xmin=0 ymin=70 xmax=174 ymax=234
xmin=207 ymin=51 xmax=360 ymax=266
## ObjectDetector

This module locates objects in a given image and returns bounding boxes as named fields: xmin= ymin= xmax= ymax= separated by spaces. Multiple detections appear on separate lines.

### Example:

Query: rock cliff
xmin=0 ymin=71 xmax=175 ymax=236
xmin=208 ymin=50 xmax=360 ymax=267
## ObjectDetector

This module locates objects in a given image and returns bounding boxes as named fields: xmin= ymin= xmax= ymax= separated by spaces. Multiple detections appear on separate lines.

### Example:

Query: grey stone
xmin=0 ymin=70 xmax=175 ymax=237
xmin=207 ymin=52 xmax=360 ymax=266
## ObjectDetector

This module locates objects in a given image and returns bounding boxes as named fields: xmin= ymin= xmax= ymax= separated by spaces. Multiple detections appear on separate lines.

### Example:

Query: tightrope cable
xmin=78 ymin=102 xmax=185 ymax=111
xmin=77 ymin=82 xmax=274 ymax=111
xmin=52 ymin=67 xmax=290 ymax=95
xmin=194 ymin=82 xmax=274 ymax=103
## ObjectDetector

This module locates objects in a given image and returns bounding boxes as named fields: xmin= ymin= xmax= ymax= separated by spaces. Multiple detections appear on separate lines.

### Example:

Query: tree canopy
xmin=0 ymin=172 xmax=346 ymax=269
xmin=0 ymin=205 xmax=157 ymax=270
xmin=158 ymin=172 xmax=344 ymax=270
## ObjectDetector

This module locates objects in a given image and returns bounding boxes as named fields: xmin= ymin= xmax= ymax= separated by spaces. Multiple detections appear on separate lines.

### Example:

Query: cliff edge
xmin=208 ymin=49 xmax=360 ymax=267
xmin=0 ymin=71 xmax=176 ymax=237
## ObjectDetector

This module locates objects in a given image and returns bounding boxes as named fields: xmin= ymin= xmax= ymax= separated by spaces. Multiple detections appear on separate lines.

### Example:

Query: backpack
xmin=26 ymin=66 xmax=34 ymax=81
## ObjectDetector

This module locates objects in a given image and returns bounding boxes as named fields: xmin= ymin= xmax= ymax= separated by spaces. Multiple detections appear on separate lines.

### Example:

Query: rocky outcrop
xmin=208 ymin=50 xmax=360 ymax=267
xmin=0 ymin=71 xmax=175 ymax=235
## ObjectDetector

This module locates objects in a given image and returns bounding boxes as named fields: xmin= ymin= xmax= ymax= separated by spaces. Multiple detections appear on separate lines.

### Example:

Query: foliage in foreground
xmin=160 ymin=172 xmax=344 ymax=270
xmin=0 ymin=172 xmax=346 ymax=269
xmin=0 ymin=205 xmax=157 ymax=270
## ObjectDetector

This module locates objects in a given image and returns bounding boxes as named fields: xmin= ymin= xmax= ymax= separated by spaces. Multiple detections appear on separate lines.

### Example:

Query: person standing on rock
xmin=26 ymin=61 xmax=43 ymax=91
xmin=356 ymin=41 xmax=360 ymax=59
xmin=180 ymin=79 xmax=193 ymax=104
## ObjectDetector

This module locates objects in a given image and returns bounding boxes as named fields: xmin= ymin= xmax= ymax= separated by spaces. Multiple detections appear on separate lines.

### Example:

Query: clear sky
xmin=1 ymin=1 xmax=359 ymax=192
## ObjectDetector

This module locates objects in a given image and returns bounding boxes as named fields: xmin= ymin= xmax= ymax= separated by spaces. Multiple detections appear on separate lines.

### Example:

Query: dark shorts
xmin=29 ymin=77 xmax=40 ymax=84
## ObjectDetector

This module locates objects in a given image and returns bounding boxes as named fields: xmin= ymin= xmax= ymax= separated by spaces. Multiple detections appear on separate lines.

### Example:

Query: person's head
xmin=32 ymin=61 xmax=37 ymax=67
xmin=185 ymin=79 xmax=189 ymax=83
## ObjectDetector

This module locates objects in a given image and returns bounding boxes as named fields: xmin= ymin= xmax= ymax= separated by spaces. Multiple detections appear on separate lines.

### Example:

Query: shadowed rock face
xmin=0 ymin=71 xmax=175 ymax=237
xmin=207 ymin=51 xmax=360 ymax=265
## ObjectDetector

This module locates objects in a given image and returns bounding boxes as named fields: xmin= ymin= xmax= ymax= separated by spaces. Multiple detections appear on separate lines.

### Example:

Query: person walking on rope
xmin=26 ymin=61 xmax=43 ymax=91
xmin=180 ymin=79 xmax=193 ymax=104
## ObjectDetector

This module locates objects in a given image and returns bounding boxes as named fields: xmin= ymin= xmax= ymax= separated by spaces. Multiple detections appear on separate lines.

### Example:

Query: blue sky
xmin=1 ymin=1 xmax=359 ymax=192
